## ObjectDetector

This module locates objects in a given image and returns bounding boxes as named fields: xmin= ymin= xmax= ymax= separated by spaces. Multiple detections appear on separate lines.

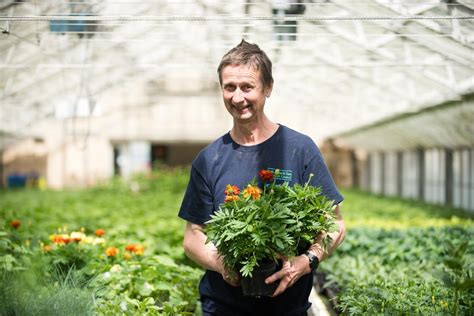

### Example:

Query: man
xmin=179 ymin=39 xmax=345 ymax=316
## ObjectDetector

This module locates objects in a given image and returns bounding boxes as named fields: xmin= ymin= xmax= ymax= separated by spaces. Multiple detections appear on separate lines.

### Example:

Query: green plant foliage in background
xmin=341 ymin=189 xmax=473 ymax=229
xmin=0 ymin=168 xmax=202 ymax=316
xmin=1 ymin=171 xmax=473 ymax=315
xmin=321 ymin=189 xmax=474 ymax=315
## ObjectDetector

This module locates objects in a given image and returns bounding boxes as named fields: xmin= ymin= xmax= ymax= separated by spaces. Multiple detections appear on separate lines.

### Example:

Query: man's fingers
xmin=265 ymin=269 xmax=286 ymax=284
xmin=222 ymin=269 xmax=241 ymax=286
xmin=223 ymin=274 xmax=240 ymax=286
xmin=272 ymin=277 xmax=290 ymax=297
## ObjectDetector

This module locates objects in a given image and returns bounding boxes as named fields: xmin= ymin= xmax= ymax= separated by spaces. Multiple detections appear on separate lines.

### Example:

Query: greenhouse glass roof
xmin=1 ymin=0 xmax=473 ymax=149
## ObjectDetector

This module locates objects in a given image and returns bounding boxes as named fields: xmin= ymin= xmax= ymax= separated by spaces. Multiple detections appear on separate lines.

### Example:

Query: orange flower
xmin=125 ymin=244 xmax=136 ymax=252
xmin=125 ymin=244 xmax=145 ymax=255
xmin=243 ymin=185 xmax=262 ymax=200
xmin=10 ymin=219 xmax=21 ymax=229
xmin=51 ymin=234 xmax=70 ymax=245
xmin=258 ymin=169 xmax=274 ymax=182
xmin=95 ymin=229 xmax=105 ymax=237
xmin=224 ymin=195 xmax=240 ymax=203
xmin=106 ymin=247 xmax=119 ymax=257
xmin=42 ymin=244 xmax=53 ymax=252
xmin=225 ymin=184 xmax=240 ymax=196
xmin=133 ymin=244 xmax=145 ymax=255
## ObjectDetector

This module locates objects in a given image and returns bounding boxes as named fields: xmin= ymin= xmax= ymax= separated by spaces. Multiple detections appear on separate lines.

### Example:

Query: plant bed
xmin=321 ymin=226 xmax=474 ymax=315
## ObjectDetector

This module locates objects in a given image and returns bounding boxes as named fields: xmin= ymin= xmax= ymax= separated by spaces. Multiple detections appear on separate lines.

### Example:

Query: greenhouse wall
xmin=363 ymin=147 xmax=474 ymax=212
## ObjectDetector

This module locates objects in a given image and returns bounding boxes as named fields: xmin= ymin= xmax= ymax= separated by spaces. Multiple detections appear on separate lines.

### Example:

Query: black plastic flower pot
xmin=241 ymin=261 xmax=279 ymax=297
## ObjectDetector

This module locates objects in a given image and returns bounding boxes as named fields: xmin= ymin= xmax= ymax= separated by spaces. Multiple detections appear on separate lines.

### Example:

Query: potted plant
xmin=205 ymin=169 xmax=337 ymax=297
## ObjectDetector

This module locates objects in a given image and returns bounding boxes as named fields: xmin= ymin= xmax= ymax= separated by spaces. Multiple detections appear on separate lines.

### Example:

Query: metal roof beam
xmin=374 ymin=0 xmax=473 ymax=47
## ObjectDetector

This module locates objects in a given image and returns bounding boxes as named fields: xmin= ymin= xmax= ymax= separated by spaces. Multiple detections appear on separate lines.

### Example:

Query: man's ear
xmin=265 ymin=83 xmax=273 ymax=98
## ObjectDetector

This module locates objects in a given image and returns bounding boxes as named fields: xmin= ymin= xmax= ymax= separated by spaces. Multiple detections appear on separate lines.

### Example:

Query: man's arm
xmin=266 ymin=204 xmax=346 ymax=297
xmin=183 ymin=221 xmax=240 ymax=286
xmin=308 ymin=204 xmax=346 ymax=261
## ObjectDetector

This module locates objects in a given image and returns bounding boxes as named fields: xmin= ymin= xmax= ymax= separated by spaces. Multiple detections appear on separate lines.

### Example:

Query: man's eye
xmin=241 ymin=86 xmax=252 ymax=92
xmin=224 ymin=85 xmax=236 ymax=92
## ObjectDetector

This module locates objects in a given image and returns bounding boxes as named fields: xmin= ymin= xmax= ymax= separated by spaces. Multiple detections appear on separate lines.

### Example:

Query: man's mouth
xmin=234 ymin=105 xmax=250 ymax=111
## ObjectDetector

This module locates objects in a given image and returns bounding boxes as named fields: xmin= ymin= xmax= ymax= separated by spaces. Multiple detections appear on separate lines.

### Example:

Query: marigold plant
xmin=10 ymin=219 xmax=21 ymax=229
xmin=125 ymin=244 xmax=145 ymax=255
xmin=206 ymin=170 xmax=337 ymax=277
xmin=95 ymin=229 xmax=105 ymax=237
xmin=106 ymin=247 xmax=119 ymax=257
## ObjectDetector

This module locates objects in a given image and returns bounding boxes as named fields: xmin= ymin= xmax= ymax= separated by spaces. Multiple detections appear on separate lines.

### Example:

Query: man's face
xmin=221 ymin=64 xmax=272 ymax=123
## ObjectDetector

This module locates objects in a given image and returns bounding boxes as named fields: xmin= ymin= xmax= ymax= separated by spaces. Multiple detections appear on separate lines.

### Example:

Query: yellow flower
xmin=243 ymin=185 xmax=262 ymax=200
xmin=93 ymin=238 xmax=106 ymax=245
xmin=81 ymin=236 xmax=94 ymax=244
xmin=70 ymin=231 xmax=85 ymax=243
xmin=110 ymin=264 xmax=123 ymax=273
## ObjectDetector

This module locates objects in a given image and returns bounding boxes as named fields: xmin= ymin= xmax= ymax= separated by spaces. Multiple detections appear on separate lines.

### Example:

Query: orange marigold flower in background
xmin=95 ymin=229 xmax=105 ymax=237
xmin=125 ymin=244 xmax=136 ymax=252
xmin=51 ymin=234 xmax=70 ymax=245
xmin=258 ymin=169 xmax=274 ymax=182
xmin=10 ymin=220 xmax=21 ymax=229
xmin=42 ymin=244 xmax=53 ymax=252
xmin=133 ymin=244 xmax=145 ymax=255
xmin=243 ymin=185 xmax=262 ymax=200
xmin=106 ymin=247 xmax=119 ymax=257
xmin=225 ymin=184 xmax=240 ymax=196
xmin=125 ymin=244 xmax=145 ymax=255
xmin=224 ymin=195 xmax=240 ymax=203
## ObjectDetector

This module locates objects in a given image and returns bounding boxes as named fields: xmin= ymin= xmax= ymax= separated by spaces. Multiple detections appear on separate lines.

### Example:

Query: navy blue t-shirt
xmin=179 ymin=125 xmax=343 ymax=315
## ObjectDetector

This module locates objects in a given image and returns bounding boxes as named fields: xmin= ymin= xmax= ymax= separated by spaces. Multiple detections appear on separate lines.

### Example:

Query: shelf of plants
xmin=1 ymin=169 xmax=473 ymax=315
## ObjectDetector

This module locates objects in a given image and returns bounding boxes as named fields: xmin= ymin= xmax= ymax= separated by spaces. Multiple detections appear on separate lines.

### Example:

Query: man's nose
xmin=232 ymin=89 xmax=244 ymax=104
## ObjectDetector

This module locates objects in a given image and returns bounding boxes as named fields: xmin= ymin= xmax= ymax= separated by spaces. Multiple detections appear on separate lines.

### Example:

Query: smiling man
xmin=179 ymin=39 xmax=346 ymax=316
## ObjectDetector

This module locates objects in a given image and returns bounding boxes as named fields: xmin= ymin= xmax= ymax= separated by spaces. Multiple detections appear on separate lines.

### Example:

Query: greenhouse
xmin=1 ymin=0 xmax=473 ymax=315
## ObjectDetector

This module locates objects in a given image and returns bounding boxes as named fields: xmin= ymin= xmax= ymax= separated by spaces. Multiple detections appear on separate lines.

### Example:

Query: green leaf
xmin=443 ymin=258 xmax=463 ymax=271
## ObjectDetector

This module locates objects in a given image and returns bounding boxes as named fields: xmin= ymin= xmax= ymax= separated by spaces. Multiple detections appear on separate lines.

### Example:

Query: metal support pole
xmin=417 ymin=147 xmax=425 ymax=201
xmin=397 ymin=151 xmax=403 ymax=197
xmin=445 ymin=148 xmax=453 ymax=206
xmin=367 ymin=152 xmax=372 ymax=192
xmin=350 ymin=150 xmax=359 ymax=189
xmin=381 ymin=152 xmax=386 ymax=196
xmin=0 ymin=149 xmax=4 ymax=189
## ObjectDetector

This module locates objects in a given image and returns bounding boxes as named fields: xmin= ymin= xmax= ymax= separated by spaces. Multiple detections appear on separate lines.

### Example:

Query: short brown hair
xmin=217 ymin=39 xmax=273 ymax=89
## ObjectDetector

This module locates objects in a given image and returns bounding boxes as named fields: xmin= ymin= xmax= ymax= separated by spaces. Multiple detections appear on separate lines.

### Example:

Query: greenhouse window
xmin=272 ymin=0 xmax=306 ymax=42
xmin=49 ymin=14 xmax=96 ymax=37
xmin=49 ymin=1 xmax=96 ymax=38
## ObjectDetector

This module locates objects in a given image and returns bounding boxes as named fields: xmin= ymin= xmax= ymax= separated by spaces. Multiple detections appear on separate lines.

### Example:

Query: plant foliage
xmin=205 ymin=170 xmax=337 ymax=277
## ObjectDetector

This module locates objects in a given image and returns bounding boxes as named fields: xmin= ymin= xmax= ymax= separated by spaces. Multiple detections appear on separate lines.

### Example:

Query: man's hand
xmin=264 ymin=255 xmax=311 ymax=297
xmin=183 ymin=222 xmax=241 ymax=287
xmin=221 ymin=266 xmax=241 ymax=287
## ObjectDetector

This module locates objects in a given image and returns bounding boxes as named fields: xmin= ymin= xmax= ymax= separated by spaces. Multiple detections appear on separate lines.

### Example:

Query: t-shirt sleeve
xmin=178 ymin=162 xmax=215 ymax=225
xmin=302 ymin=146 xmax=344 ymax=205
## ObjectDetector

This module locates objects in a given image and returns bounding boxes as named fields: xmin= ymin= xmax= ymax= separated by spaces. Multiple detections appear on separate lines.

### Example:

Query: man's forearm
xmin=308 ymin=205 xmax=346 ymax=261
xmin=183 ymin=222 xmax=223 ymax=273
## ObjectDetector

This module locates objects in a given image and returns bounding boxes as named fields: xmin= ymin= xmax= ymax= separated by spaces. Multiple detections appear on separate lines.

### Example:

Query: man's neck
xmin=230 ymin=117 xmax=279 ymax=146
